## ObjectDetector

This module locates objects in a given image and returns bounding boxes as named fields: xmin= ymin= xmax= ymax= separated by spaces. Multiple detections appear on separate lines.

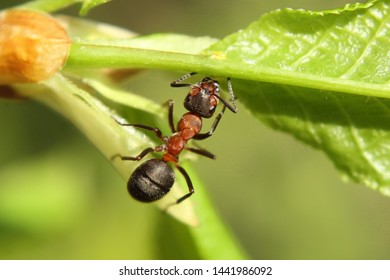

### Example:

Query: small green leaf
xmin=18 ymin=0 xmax=109 ymax=14
xmin=18 ymin=0 xmax=78 ymax=12
xmin=81 ymin=77 xmax=164 ymax=117
xmin=79 ymin=0 xmax=110 ymax=16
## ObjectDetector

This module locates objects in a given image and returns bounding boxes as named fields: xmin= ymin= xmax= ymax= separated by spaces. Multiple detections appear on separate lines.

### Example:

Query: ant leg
xmin=115 ymin=118 xmax=164 ymax=139
xmin=227 ymin=77 xmax=238 ymax=112
xmin=168 ymin=99 xmax=176 ymax=133
xmin=175 ymin=165 xmax=194 ymax=204
xmin=213 ymin=78 xmax=238 ymax=113
xmin=193 ymin=106 xmax=227 ymax=140
xmin=185 ymin=147 xmax=216 ymax=160
xmin=162 ymin=99 xmax=176 ymax=133
xmin=130 ymin=124 xmax=164 ymax=139
xmin=111 ymin=147 xmax=156 ymax=162
xmin=170 ymin=72 xmax=197 ymax=87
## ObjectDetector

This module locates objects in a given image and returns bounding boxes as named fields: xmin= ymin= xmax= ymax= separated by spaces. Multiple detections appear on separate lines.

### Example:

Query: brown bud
xmin=0 ymin=9 xmax=71 ymax=84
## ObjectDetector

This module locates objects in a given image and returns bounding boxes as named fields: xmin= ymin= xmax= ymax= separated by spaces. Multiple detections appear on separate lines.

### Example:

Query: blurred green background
xmin=1 ymin=0 xmax=390 ymax=259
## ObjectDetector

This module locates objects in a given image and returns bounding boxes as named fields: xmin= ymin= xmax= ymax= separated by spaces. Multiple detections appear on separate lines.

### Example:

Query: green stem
xmin=66 ymin=42 xmax=390 ymax=99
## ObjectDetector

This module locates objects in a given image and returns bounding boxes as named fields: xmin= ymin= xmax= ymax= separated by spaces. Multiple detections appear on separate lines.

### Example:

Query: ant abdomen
xmin=127 ymin=159 xmax=175 ymax=202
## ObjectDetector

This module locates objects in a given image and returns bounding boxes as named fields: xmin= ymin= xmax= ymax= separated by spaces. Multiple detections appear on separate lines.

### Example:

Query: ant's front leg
xmin=170 ymin=72 xmax=197 ymax=87
xmin=214 ymin=78 xmax=238 ymax=114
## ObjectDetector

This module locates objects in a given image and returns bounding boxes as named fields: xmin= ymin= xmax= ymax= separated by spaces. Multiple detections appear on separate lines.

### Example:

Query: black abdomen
xmin=128 ymin=159 xmax=175 ymax=202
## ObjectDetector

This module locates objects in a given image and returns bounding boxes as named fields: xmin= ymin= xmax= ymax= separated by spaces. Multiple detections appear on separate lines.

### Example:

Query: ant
xmin=113 ymin=72 xmax=238 ymax=204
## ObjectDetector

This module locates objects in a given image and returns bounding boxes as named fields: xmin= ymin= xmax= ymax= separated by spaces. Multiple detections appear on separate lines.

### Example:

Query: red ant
xmin=113 ymin=73 xmax=238 ymax=204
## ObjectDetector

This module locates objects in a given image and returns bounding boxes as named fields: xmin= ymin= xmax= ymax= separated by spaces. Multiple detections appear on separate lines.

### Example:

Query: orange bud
xmin=0 ymin=9 xmax=71 ymax=84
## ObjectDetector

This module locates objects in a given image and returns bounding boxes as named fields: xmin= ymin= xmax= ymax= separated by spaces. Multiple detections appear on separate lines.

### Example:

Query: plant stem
xmin=66 ymin=42 xmax=390 ymax=99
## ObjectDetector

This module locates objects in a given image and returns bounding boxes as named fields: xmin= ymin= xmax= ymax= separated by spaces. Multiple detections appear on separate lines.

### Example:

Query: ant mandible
xmin=113 ymin=72 xmax=238 ymax=204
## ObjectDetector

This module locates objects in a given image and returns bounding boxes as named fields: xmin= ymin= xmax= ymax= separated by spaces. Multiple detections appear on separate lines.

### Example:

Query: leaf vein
xmin=334 ymin=96 xmax=382 ymax=181
xmin=340 ymin=8 xmax=390 ymax=79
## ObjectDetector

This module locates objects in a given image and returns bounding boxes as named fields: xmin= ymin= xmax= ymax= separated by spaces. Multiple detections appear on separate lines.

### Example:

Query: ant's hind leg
xmin=163 ymin=164 xmax=194 ymax=209
xmin=175 ymin=165 xmax=195 ymax=204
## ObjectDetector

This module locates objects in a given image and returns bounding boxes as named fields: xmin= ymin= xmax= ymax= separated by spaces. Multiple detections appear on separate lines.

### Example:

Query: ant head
xmin=184 ymin=77 xmax=220 ymax=118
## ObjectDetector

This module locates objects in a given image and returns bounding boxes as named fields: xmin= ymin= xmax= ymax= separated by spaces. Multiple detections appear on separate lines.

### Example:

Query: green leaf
xmin=81 ymin=77 xmax=164 ymax=117
xmin=208 ymin=0 xmax=388 ymax=87
xmin=205 ymin=0 xmax=390 ymax=195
